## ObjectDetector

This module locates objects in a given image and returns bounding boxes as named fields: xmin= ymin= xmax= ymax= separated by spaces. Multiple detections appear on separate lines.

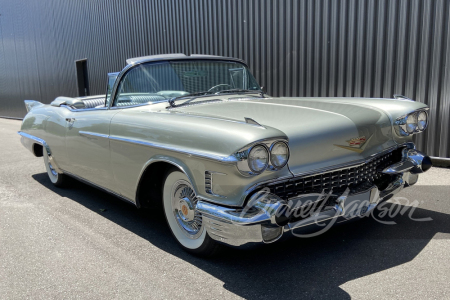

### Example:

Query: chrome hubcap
xmin=171 ymin=181 xmax=202 ymax=239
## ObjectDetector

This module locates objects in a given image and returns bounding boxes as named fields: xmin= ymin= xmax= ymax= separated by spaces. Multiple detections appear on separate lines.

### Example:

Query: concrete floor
xmin=1 ymin=118 xmax=449 ymax=299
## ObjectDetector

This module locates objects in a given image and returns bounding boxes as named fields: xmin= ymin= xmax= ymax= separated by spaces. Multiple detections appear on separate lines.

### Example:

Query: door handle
xmin=65 ymin=118 xmax=75 ymax=122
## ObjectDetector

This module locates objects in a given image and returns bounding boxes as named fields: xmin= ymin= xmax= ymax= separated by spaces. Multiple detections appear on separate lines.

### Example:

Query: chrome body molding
xmin=77 ymin=131 xmax=239 ymax=163
xmin=109 ymin=135 xmax=238 ymax=163
xmin=79 ymin=131 xmax=110 ymax=139
xmin=18 ymin=131 xmax=63 ymax=173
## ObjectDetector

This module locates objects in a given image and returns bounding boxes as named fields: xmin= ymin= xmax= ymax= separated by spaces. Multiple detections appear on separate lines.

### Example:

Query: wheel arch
xmin=135 ymin=156 xmax=198 ymax=209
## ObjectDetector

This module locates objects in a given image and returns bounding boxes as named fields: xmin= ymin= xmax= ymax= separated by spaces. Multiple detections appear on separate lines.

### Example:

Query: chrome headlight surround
xmin=395 ymin=109 xmax=429 ymax=137
xmin=234 ymin=138 xmax=290 ymax=176
xmin=247 ymin=144 xmax=270 ymax=174
xmin=269 ymin=141 xmax=290 ymax=170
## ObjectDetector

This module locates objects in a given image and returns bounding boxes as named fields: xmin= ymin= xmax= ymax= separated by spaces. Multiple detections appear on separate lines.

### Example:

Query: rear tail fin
xmin=24 ymin=100 xmax=43 ymax=112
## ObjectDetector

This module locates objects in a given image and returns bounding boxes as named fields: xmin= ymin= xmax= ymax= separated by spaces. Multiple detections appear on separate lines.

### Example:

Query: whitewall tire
xmin=162 ymin=169 xmax=220 ymax=256
xmin=43 ymin=150 xmax=66 ymax=187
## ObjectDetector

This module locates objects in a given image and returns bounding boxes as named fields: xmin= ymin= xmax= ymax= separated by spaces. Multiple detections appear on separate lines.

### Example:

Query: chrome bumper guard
xmin=197 ymin=149 xmax=431 ymax=247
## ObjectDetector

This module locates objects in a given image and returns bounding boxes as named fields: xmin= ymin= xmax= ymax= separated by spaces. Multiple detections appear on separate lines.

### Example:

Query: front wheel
xmin=43 ymin=150 xmax=66 ymax=187
xmin=162 ymin=169 xmax=221 ymax=256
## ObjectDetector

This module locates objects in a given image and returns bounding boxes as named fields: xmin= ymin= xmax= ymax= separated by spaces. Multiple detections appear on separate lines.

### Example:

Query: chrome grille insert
xmin=268 ymin=149 xmax=401 ymax=200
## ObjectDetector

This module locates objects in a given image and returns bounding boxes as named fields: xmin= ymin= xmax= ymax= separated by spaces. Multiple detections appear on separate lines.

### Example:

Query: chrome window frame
xmin=105 ymin=72 xmax=120 ymax=107
xmin=108 ymin=57 xmax=251 ymax=110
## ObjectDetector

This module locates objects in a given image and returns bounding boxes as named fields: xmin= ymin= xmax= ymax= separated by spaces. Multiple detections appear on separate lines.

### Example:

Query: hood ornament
xmin=334 ymin=135 xmax=372 ymax=153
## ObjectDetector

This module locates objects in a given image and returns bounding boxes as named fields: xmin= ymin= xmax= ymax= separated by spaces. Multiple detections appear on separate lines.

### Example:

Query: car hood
xmin=168 ymin=97 xmax=396 ymax=175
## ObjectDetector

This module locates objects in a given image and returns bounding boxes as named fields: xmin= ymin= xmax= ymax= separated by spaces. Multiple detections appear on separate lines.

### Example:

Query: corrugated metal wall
xmin=0 ymin=0 xmax=449 ymax=157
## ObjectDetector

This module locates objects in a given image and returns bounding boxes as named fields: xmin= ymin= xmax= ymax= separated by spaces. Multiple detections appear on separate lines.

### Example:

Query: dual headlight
xmin=396 ymin=110 xmax=428 ymax=136
xmin=237 ymin=140 xmax=290 ymax=175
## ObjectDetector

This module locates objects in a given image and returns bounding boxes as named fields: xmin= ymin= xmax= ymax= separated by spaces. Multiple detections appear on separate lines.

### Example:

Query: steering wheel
xmin=207 ymin=84 xmax=233 ymax=93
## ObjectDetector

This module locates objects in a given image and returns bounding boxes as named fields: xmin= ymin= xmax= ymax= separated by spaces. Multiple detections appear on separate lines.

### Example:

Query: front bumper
xmin=197 ymin=149 xmax=431 ymax=247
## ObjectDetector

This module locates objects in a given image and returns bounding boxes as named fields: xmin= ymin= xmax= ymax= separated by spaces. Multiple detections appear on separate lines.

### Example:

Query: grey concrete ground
xmin=1 ymin=118 xmax=449 ymax=299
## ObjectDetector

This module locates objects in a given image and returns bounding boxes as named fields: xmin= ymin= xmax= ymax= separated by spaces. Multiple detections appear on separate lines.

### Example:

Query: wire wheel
xmin=171 ymin=181 xmax=203 ymax=239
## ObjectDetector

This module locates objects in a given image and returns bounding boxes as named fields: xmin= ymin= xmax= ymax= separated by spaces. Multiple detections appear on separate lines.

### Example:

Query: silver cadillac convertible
xmin=19 ymin=54 xmax=432 ymax=256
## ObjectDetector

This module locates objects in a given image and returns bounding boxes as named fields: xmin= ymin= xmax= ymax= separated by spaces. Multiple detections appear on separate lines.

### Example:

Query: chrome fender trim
xmin=18 ymin=131 xmax=63 ymax=173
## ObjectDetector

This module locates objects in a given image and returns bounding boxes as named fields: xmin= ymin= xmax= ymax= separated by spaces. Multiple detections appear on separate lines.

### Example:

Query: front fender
xmin=136 ymin=154 xmax=200 ymax=197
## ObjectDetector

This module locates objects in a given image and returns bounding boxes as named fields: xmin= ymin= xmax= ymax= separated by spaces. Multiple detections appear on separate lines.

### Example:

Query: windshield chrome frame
xmin=108 ymin=57 xmax=253 ymax=110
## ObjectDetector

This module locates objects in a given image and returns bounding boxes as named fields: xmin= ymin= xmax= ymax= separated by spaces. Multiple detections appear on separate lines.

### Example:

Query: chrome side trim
xmin=79 ymin=131 xmax=110 ymax=139
xmin=79 ymin=131 xmax=235 ymax=163
xmin=18 ymin=131 xmax=46 ymax=147
xmin=109 ymin=135 xmax=238 ymax=163
xmin=77 ymin=131 xmax=239 ymax=163
xmin=18 ymin=131 xmax=63 ymax=173
xmin=62 ymin=169 xmax=137 ymax=206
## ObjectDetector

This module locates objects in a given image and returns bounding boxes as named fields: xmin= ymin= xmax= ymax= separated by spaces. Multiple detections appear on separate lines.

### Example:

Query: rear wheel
xmin=162 ymin=169 xmax=220 ymax=256
xmin=43 ymin=150 xmax=66 ymax=187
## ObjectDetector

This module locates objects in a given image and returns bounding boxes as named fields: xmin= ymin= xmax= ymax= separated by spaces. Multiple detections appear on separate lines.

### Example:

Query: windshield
xmin=113 ymin=60 xmax=261 ymax=107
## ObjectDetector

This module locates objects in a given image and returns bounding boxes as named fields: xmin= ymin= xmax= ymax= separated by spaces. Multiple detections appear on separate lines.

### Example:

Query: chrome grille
xmin=269 ymin=149 xmax=402 ymax=200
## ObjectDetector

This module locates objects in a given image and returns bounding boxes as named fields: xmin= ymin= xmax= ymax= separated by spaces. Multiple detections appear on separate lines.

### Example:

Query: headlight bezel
xmin=417 ymin=110 xmax=428 ymax=131
xmin=234 ymin=138 xmax=290 ymax=176
xmin=395 ymin=109 xmax=429 ymax=137
xmin=269 ymin=141 xmax=290 ymax=170
xmin=406 ymin=113 xmax=418 ymax=134
xmin=247 ymin=144 xmax=270 ymax=174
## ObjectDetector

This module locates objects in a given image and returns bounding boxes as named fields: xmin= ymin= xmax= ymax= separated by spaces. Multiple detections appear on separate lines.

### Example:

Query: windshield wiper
xmin=215 ymin=89 xmax=265 ymax=98
xmin=168 ymin=91 xmax=214 ymax=107
xmin=168 ymin=89 xmax=264 ymax=108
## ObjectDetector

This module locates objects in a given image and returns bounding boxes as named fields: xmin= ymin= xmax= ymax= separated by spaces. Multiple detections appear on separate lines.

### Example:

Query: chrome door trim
xmin=79 ymin=131 xmax=110 ymax=139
